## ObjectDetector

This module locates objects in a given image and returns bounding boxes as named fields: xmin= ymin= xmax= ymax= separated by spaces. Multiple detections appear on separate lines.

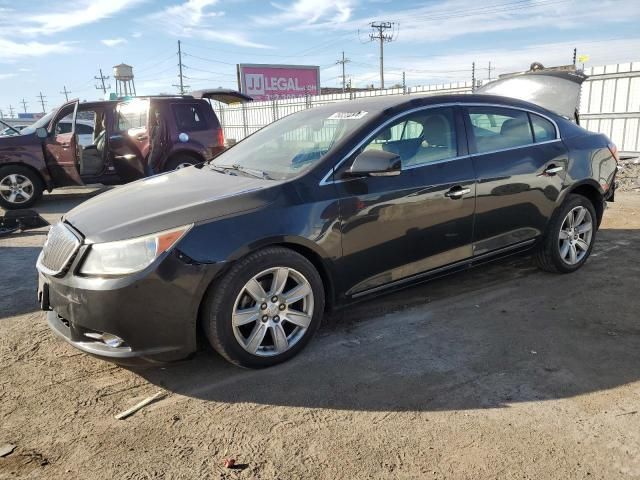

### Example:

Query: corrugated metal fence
xmin=215 ymin=62 xmax=640 ymax=156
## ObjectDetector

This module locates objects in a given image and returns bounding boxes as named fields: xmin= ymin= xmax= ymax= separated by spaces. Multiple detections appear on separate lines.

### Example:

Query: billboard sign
xmin=238 ymin=64 xmax=320 ymax=101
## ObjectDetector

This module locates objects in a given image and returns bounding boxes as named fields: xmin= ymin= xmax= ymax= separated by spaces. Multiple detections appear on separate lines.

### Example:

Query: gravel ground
xmin=1 ymin=188 xmax=639 ymax=479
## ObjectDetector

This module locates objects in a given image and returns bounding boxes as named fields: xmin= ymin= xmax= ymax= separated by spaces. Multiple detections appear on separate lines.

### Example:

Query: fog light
xmin=84 ymin=332 xmax=125 ymax=348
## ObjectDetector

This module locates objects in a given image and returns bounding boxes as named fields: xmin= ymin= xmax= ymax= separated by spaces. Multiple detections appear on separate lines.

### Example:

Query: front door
xmin=44 ymin=100 xmax=82 ymax=187
xmin=463 ymin=105 xmax=568 ymax=255
xmin=333 ymin=106 xmax=476 ymax=297
xmin=109 ymin=99 xmax=150 ymax=182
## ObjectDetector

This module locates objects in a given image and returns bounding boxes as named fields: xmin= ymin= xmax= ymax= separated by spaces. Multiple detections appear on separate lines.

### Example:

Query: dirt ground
xmin=1 ymin=188 xmax=639 ymax=480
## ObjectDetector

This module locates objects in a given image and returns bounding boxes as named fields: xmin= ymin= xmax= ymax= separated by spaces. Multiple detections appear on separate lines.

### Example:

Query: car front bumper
xmin=38 ymin=249 xmax=220 ymax=364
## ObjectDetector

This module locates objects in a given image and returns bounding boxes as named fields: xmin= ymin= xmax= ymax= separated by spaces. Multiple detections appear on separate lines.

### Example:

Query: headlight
xmin=79 ymin=224 xmax=192 ymax=276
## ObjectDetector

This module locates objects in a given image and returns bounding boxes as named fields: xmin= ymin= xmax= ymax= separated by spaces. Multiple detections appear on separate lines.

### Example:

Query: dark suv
xmin=0 ymin=89 xmax=250 ymax=209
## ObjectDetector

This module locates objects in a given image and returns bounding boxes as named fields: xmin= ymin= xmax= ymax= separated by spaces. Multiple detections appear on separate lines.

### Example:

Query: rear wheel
xmin=0 ymin=165 xmax=43 ymax=210
xmin=534 ymin=194 xmax=597 ymax=273
xmin=202 ymin=247 xmax=325 ymax=368
xmin=164 ymin=155 xmax=199 ymax=171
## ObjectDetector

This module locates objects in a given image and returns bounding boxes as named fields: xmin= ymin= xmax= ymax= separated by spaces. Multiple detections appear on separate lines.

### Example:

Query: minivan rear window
xmin=172 ymin=104 xmax=208 ymax=132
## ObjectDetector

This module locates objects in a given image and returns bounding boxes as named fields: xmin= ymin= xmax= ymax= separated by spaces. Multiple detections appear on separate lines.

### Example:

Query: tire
xmin=0 ymin=165 xmax=44 ymax=210
xmin=202 ymin=247 xmax=325 ymax=368
xmin=163 ymin=155 xmax=199 ymax=171
xmin=534 ymin=194 xmax=598 ymax=273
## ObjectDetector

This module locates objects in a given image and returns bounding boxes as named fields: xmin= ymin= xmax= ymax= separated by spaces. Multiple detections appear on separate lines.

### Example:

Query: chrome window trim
xmin=319 ymin=101 xmax=561 ymax=186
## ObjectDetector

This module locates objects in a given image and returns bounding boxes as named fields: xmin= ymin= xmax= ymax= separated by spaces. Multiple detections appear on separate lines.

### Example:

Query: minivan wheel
xmin=164 ymin=155 xmax=199 ymax=171
xmin=203 ymin=247 xmax=325 ymax=368
xmin=534 ymin=194 xmax=597 ymax=273
xmin=0 ymin=165 xmax=43 ymax=210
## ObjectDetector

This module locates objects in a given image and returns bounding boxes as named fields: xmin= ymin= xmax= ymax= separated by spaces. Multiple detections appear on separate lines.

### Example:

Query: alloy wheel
xmin=558 ymin=206 xmax=593 ymax=265
xmin=232 ymin=267 xmax=314 ymax=357
xmin=0 ymin=174 xmax=34 ymax=204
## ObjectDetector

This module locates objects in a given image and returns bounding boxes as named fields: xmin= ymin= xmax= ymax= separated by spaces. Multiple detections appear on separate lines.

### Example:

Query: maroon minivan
xmin=0 ymin=89 xmax=251 ymax=209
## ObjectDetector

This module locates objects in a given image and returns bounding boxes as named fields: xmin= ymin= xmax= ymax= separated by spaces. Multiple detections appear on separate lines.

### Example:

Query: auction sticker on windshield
xmin=327 ymin=111 xmax=368 ymax=120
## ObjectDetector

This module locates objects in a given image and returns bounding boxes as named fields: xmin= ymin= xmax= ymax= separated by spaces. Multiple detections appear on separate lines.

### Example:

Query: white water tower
xmin=113 ymin=63 xmax=136 ymax=97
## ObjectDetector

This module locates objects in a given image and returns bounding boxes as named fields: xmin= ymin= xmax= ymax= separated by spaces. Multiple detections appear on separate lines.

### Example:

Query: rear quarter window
xmin=172 ymin=103 xmax=209 ymax=132
xmin=530 ymin=113 xmax=557 ymax=142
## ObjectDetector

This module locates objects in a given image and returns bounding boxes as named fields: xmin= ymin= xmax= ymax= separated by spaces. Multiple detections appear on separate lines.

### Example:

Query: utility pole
xmin=572 ymin=48 xmax=577 ymax=66
xmin=402 ymin=71 xmax=406 ymax=94
xmin=471 ymin=62 xmax=476 ymax=92
xmin=60 ymin=86 xmax=71 ymax=102
xmin=369 ymin=21 xmax=395 ymax=89
xmin=174 ymin=40 xmax=186 ymax=95
xmin=488 ymin=61 xmax=493 ymax=81
xmin=95 ymin=68 xmax=110 ymax=94
xmin=0 ymin=108 xmax=3 ymax=119
xmin=336 ymin=51 xmax=351 ymax=93
xmin=20 ymin=98 xmax=28 ymax=113
xmin=8 ymin=105 xmax=15 ymax=118
xmin=37 ymin=93 xmax=47 ymax=113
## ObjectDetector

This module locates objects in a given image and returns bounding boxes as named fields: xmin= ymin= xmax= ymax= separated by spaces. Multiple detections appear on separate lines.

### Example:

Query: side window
xmin=172 ymin=103 xmax=208 ymax=131
xmin=116 ymin=99 xmax=149 ymax=132
xmin=362 ymin=108 xmax=457 ymax=167
xmin=76 ymin=124 xmax=94 ymax=135
xmin=467 ymin=107 xmax=533 ymax=154
xmin=55 ymin=118 xmax=73 ymax=135
xmin=530 ymin=113 xmax=556 ymax=142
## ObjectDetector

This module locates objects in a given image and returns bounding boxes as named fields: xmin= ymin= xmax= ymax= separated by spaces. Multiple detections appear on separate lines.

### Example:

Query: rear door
xmin=109 ymin=99 xmax=150 ymax=181
xmin=334 ymin=106 xmax=476 ymax=297
xmin=44 ymin=100 xmax=82 ymax=186
xmin=463 ymin=105 xmax=568 ymax=255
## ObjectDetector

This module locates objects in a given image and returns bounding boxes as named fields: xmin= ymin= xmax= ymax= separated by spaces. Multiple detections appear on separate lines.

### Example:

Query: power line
xmin=369 ymin=21 xmax=396 ymax=89
xmin=8 ymin=105 xmax=15 ymax=118
xmin=60 ymin=86 xmax=71 ymax=102
xmin=95 ymin=69 xmax=110 ymax=94
xmin=336 ymin=51 xmax=351 ymax=93
xmin=20 ymin=99 xmax=28 ymax=113
xmin=36 ymin=92 xmax=47 ymax=113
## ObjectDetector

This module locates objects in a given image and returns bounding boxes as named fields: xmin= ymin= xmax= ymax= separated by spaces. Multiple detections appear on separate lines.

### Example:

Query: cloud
xmin=131 ymin=32 xmax=143 ymax=38
xmin=146 ymin=0 xmax=271 ymax=49
xmin=0 ymin=73 xmax=17 ymax=80
xmin=0 ymin=38 xmax=75 ymax=62
xmin=317 ymin=0 xmax=640 ymax=41
xmin=255 ymin=0 xmax=354 ymax=26
xmin=21 ymin=0 xmax=144 ymax=35
xmin=102 ymin=38 xmax=127 ymax=47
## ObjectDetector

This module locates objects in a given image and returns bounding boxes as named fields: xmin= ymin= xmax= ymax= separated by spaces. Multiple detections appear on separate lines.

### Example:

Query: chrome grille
xmin=37 ymin=222 xmax=81 ymax=276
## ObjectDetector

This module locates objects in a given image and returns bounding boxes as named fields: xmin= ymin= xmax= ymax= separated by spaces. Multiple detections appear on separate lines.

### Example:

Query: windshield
xmin=212 ymin=107 xmax=371 ymax=180
xmin=20 ymin=111 xmax=55 ymax=136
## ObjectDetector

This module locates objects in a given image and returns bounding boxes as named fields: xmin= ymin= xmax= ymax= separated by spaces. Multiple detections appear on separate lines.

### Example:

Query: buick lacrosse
xmin=38 ymin=71 xmax=618 ymax=368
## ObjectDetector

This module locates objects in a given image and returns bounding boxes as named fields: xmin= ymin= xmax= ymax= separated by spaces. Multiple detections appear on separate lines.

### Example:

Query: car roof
xmin=307 ymin=93 xmax=561 ymax=119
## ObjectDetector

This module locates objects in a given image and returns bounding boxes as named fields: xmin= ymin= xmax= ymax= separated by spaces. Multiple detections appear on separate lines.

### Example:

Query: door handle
xmin=540 ymin=165 xmax=564 ymax=176
xmin=445 ymin=186 xmax=471 ymax=199
xmin=136 ymin=134 xmax=148 ymax=141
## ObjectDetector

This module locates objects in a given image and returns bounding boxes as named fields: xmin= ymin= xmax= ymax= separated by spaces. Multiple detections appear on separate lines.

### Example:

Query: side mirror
xmin=35 ymin=127 xmax=48 ymax=139
xmin=349 ymin=149 xmax=401 ymax=177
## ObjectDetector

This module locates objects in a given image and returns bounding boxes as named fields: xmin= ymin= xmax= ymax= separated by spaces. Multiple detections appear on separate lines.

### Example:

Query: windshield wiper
xmin=0 ymin=119 xmax=20 ymax=136
xmin=212 ymin=163 xmax=274 ymax=180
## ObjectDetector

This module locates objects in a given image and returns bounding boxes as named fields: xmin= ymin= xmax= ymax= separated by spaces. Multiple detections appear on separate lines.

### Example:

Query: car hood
xmin=477 ymin=69 xmax=587 ymax=121
xmin=64 ymin=167 xmax=280 ymax=243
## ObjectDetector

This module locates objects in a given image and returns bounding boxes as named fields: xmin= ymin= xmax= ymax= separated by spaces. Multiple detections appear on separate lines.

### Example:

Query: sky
xmin=1 ymin=0 xmax=640 ymax=116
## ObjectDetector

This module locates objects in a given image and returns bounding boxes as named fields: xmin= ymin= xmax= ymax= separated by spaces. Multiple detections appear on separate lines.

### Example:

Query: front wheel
xmin=534 ymin=194 xmax=597 ymax=273
xmin=0 ymin=165 xmax=44 ymax=210
xmin=202 ymin=247 xmax=325 ymax=368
